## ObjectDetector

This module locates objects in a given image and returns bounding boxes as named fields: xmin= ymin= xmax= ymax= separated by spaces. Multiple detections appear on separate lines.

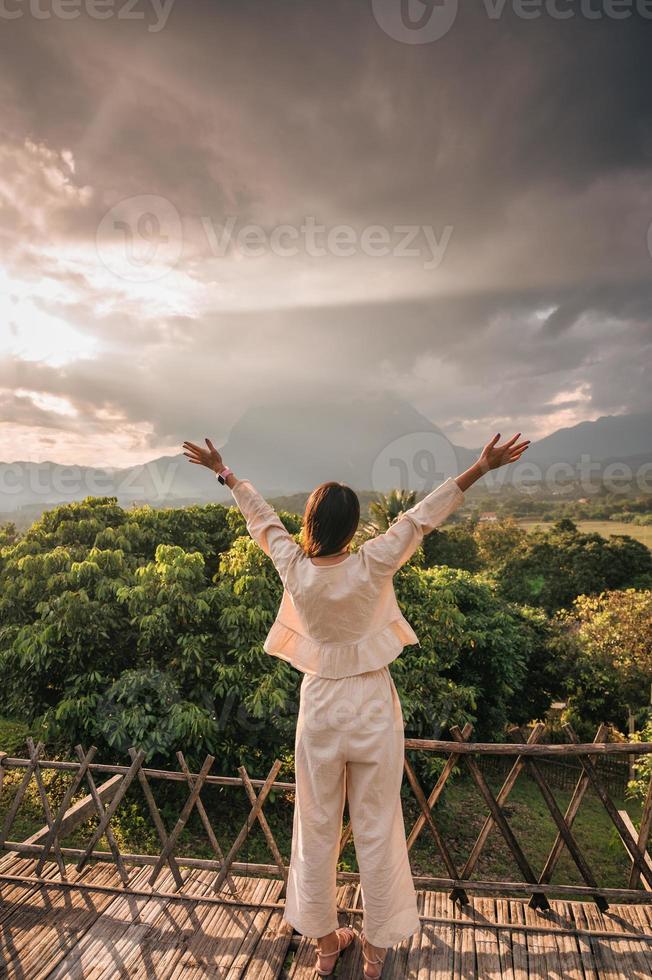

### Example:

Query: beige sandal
xmin=315 ymin=925 xmax=357 ymax=976
xmin=360 ymin=931 xmax=386 ymax=978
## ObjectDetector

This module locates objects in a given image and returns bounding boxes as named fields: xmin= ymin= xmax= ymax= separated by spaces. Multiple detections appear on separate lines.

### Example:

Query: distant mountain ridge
xmin=522 ymin=411 xmax=652 ymax=464
xmin=1 ymin=400 xmax=650 ymax=513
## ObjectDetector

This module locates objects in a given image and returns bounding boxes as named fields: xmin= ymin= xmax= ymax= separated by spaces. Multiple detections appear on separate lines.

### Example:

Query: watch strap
xmin=216 ymin=466 xmax=233 ymax=485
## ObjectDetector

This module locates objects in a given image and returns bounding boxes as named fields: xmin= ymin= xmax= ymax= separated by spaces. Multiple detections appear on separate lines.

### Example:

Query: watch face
xmin=217 ymin=473 xmax=225 ymax=484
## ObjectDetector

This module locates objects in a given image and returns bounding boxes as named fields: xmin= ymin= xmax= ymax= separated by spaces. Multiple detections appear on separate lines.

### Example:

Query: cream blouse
xmin=228 ymin=476 xmax=466 ymax=678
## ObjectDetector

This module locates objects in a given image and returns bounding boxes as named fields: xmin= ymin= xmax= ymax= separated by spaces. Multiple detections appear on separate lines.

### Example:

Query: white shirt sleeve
xmin=228 ymin=479 xmax=302 ymax=584
xmin=360 ymin=477 xmax=465 ymax=574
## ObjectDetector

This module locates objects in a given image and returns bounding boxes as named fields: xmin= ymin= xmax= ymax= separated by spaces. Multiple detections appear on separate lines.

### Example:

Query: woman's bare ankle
xmin=317 ymin=929 xmax=339 ymax=954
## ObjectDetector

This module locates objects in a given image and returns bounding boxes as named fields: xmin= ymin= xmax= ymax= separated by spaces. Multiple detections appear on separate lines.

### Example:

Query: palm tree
xmin=365 ymin=489 xmax=417 ymax=534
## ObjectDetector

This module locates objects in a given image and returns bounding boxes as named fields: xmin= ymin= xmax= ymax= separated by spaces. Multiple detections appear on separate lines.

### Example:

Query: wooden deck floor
xmin=1 ymin=855 xmax=652 ymax=978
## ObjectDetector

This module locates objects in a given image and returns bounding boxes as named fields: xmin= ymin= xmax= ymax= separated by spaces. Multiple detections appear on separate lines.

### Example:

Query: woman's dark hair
xmin=302 ymin=482 xmax=360 ymax=558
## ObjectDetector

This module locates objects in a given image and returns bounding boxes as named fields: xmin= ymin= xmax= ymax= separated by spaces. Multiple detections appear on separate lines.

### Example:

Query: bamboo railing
xmin=1 ymin=723 xmax=652 ymax=914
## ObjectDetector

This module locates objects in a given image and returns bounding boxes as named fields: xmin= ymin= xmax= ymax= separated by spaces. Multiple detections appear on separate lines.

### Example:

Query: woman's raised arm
xmin=182 ymin=438 xmax=301 ymax=583
xmin=360 ymin=431 xmax=530 ymax=574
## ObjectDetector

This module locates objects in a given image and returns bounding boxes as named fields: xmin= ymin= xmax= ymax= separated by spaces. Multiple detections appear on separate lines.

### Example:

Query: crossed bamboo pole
xmin=1 ymin=726 xmax=652 ymax=908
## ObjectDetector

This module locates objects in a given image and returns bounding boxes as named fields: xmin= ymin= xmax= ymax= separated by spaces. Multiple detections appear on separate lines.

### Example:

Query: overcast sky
xmin=1 ymin=0 xmax=651 ymax=466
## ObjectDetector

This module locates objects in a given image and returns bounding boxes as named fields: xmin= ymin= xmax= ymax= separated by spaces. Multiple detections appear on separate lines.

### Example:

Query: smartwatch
xmin=216 ymin=466 xmax=233 ymax=485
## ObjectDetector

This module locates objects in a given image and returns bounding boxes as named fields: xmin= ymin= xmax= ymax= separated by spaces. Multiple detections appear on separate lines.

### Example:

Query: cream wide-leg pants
xmin=282 ymin=665 xmax=420 ymax=948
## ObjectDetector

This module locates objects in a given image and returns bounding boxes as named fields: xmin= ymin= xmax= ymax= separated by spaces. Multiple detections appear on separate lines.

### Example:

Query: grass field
xmin=0 ymin=716 xmax=29 ymax=755
xmin=519 ymin=519 xmax=652 ymax=549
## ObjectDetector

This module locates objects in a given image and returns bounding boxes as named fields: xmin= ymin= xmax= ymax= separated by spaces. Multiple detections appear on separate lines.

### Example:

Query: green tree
xmin=557 ymin=589 xmax=652 ymax=736
xmin=496 ymin=521 xmax=652 ymax=613
xmin=421 ymin=525 xmax=482 ymax=572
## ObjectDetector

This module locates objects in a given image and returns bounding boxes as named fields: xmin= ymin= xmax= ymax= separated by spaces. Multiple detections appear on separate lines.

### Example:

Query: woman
xmin=182 ymin=432 xmax=529 ymax=978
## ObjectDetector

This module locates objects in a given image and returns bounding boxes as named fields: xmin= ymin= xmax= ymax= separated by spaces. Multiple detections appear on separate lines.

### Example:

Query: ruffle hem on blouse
xmin=263 ymin=618 xmax=420 ymax=678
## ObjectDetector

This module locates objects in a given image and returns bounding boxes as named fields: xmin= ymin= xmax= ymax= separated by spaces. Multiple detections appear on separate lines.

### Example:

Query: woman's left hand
xmin=478 ymin=432 xmax=530 ymax=472
xmin=182 ymin=438 xmax=223 ymax=473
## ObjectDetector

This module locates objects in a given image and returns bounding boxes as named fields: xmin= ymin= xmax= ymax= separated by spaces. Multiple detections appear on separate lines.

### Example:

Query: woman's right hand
xmin=182 ymin=437 xmax=224 ymax=473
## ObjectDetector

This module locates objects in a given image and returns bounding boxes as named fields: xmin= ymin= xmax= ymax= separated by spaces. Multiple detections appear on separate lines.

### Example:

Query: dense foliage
xmin=420 ymin=516 xmax=651 ymax=614
xmin=0 ymin=494 xmax=650 ymax=772
xmin=552 ymin=589 xmax=652 ymax=739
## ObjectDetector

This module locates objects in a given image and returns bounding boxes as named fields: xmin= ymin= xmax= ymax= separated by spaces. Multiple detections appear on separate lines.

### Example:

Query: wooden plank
xmin=403 ymin=887 xmax=426 ymax=978
xmin=548 ymin=901 xmax=584 ymax=979
xmin=563 ymin=900 xmax=598 ymax=980
xmin=57 ymin=869 xmax=232 ymax=980
xmin=624 ymin=902 xmax=652 ymax=976
xmin=239 ymin=902 xmax=293 ymax=980
xmin=521 ymin=900 xmax=547 ymax=980
xmin=322 ymin=883 xmax=360 ymax=980
xmin=172 ymin=876 xmax=280 ymax=979
xmin=473 ymin=896 xmax=502 ymax=979
xmin=620 ymin=809 xmax=652 ymax=892
xmin=537 ymin=911 xmax=564 ymax=980
xmin=507 ymin=900 xmax=528 ymax=980
xmin=430 ymin=889 xmax=454 ymax=979
xmin=403 ymin=738 xmax=652 ymax=756
xmin=46 ymin=863 xmax=155 ymax=977
xmin=107 ymin=870 xmax=215 ymax=980
xmin=130 ymin=876 xmax=259 ymax=979
xmin=584 ymin=899 xmax=628 ymax=979
xmin=453 ymin=895 xmax=476 ymax=980
xmin=0 ymin=862 xmax=126 ymax=979
xmin=4 ymin=871 xmax=652 ymax=979
xmin=224 ymin=878 xmax=291 ymax=980
xmin=93 ymin=870 xmax=223 ymax=980
xmin=418 ymin=889 xmax=437 ymax=980
xmin=496 ymin=898 xmax=515 ymax=980
xmin=0 ymin=856 xmax=65 ymax=931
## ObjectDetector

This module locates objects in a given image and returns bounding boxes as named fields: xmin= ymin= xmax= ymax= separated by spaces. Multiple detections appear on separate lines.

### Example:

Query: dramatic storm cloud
xmin=1 ymin=0 xmax=650 ymax=464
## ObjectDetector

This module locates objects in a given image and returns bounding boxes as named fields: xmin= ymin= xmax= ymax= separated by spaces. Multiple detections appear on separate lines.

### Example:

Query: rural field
xmin=519 ymin=519 xmax=652 ymax=550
